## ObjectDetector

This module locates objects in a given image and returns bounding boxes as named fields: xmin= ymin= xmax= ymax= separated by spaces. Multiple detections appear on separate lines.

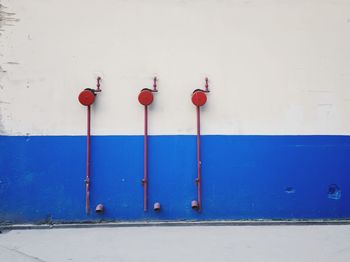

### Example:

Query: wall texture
xmin=1 ymin=0 xmax=350 ymax=223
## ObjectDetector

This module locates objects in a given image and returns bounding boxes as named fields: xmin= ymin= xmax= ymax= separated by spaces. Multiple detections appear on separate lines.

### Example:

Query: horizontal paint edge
xmin=2 ymin=220 xmax=350 ymax=231
xmin=1 ymin=134 xmax=350 ymax=137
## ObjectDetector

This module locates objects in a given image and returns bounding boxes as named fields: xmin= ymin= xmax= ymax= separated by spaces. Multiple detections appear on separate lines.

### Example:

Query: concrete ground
xmin=0 ymin=224 xmax=349 ymax=262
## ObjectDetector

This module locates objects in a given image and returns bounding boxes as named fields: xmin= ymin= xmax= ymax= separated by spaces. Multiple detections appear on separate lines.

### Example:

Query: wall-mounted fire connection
xmin=191 ymin=78 xmax=210 ymax=211
xmin=138 ymin=77 xmax=160 ymax=212
xmin=78 ymin=77 xmax=102 ymax=215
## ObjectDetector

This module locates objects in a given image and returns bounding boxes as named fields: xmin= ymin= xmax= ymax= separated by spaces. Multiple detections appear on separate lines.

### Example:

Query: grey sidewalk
xmin=0 ymin=225 xmax=349 ymax=262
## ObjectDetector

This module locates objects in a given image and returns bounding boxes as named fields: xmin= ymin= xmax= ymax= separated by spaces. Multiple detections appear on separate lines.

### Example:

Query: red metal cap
xmin=138 ymin=89 xmax=154 ymax=106
xmin=191 ymin=90 xmax=207 ymax=107
xmin=78 ymin=89 xmax=95 ymax=106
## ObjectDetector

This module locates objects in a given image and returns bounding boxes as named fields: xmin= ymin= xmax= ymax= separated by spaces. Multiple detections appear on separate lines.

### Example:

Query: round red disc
xmin=138 ymin=89 xmax=154 ymax=106
xmin=191 ymin=91 xmax=207 ymax=107
xmin=78 ymin=90 xmax=95 ymax=106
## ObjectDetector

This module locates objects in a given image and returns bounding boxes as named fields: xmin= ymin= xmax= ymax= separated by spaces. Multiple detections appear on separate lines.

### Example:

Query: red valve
xmin=191 ymin=90 xmax=207 ymax=107
xmin=138 ymin=89 xmax=154 ymax=106
xmin=78 ymin=89 xmax=95 ymax=106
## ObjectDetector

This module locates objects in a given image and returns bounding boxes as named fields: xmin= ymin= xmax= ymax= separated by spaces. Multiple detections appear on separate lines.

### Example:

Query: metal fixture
xmin=95 ymin=204 xmax=104 ymax=213
xmin=191 ymin=200 xmax=199 ymax=210
xmin=138 ymin=77 xmax=158 ymax=212
xmin=153 ymin=202 xmax=161 ymax=212
xmin=78 ymin=77 xmax=102 ymax=215
xmin=191 ymin=77 xmax=210 ymax=211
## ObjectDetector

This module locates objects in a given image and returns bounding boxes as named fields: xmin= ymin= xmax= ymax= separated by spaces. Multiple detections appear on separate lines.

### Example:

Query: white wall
xmin=1 ymin=0 xmax=350 ymax=135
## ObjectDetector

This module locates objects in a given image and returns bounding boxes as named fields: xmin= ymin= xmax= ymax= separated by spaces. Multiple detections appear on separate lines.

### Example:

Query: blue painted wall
xmin=1 ymin=135 xmax=350 ymax=223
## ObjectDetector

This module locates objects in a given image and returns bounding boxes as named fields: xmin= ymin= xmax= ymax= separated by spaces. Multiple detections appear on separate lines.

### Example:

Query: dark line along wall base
xmin=0 ymin=135 xmax=350 ymax=223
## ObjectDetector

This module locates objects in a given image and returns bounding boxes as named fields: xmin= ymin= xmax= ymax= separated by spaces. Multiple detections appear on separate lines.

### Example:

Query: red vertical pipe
xmin=139 ymin=77 xmax=157 ymax=211
xmin=86 ymin=105 xmax=91 ymax=214
xmin=144 ymin=105 xmax=148 ymax=211
xmin=196 ymin=105 xmax=201 ymax=210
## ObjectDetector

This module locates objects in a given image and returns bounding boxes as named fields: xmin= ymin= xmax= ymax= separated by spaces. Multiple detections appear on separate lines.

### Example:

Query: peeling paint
xmin=0 ymin=4 xmax=19 ymax=29
xmin=328 ymin=184 xmax=341 ymax=200
xmin=285 ymin=187 xmax=295 ymax=194
xmin=0 ymin=108 xmax=5 ymax=135
xmin=0 ymin=3 xmax=18 ymax=135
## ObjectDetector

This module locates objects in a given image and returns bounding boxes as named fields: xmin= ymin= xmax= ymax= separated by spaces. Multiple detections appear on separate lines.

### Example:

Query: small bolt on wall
xmin=191 ymin=77 xmax=210 ymax=211
xmin=138 ymin=77 xmax=160 ymax=212
xmin=78 ymin=77 xmax=102 ymax=215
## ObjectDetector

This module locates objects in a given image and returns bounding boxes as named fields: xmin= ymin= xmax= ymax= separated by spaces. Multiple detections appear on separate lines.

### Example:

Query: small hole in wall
xmin=328 ymin=184 xmax=341 ymax=200
xmin=285 ymin=186 xmax=295 ymax=194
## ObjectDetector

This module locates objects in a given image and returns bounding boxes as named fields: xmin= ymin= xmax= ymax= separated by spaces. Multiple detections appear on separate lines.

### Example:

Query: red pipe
xmin=143 ymin=105 xmax=148 ymax=211
xmin=196 ymin=105 xmax=201 ymax=210
xmin=78 ymin=77 xmax=102 ymax=215
xmin=191 ymin=78 xmax=209 ymax=211
xmin=138 ymin=77 xmax=158 ymax=211
xmin=86 ymin=105 xmax=91 ymax=214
